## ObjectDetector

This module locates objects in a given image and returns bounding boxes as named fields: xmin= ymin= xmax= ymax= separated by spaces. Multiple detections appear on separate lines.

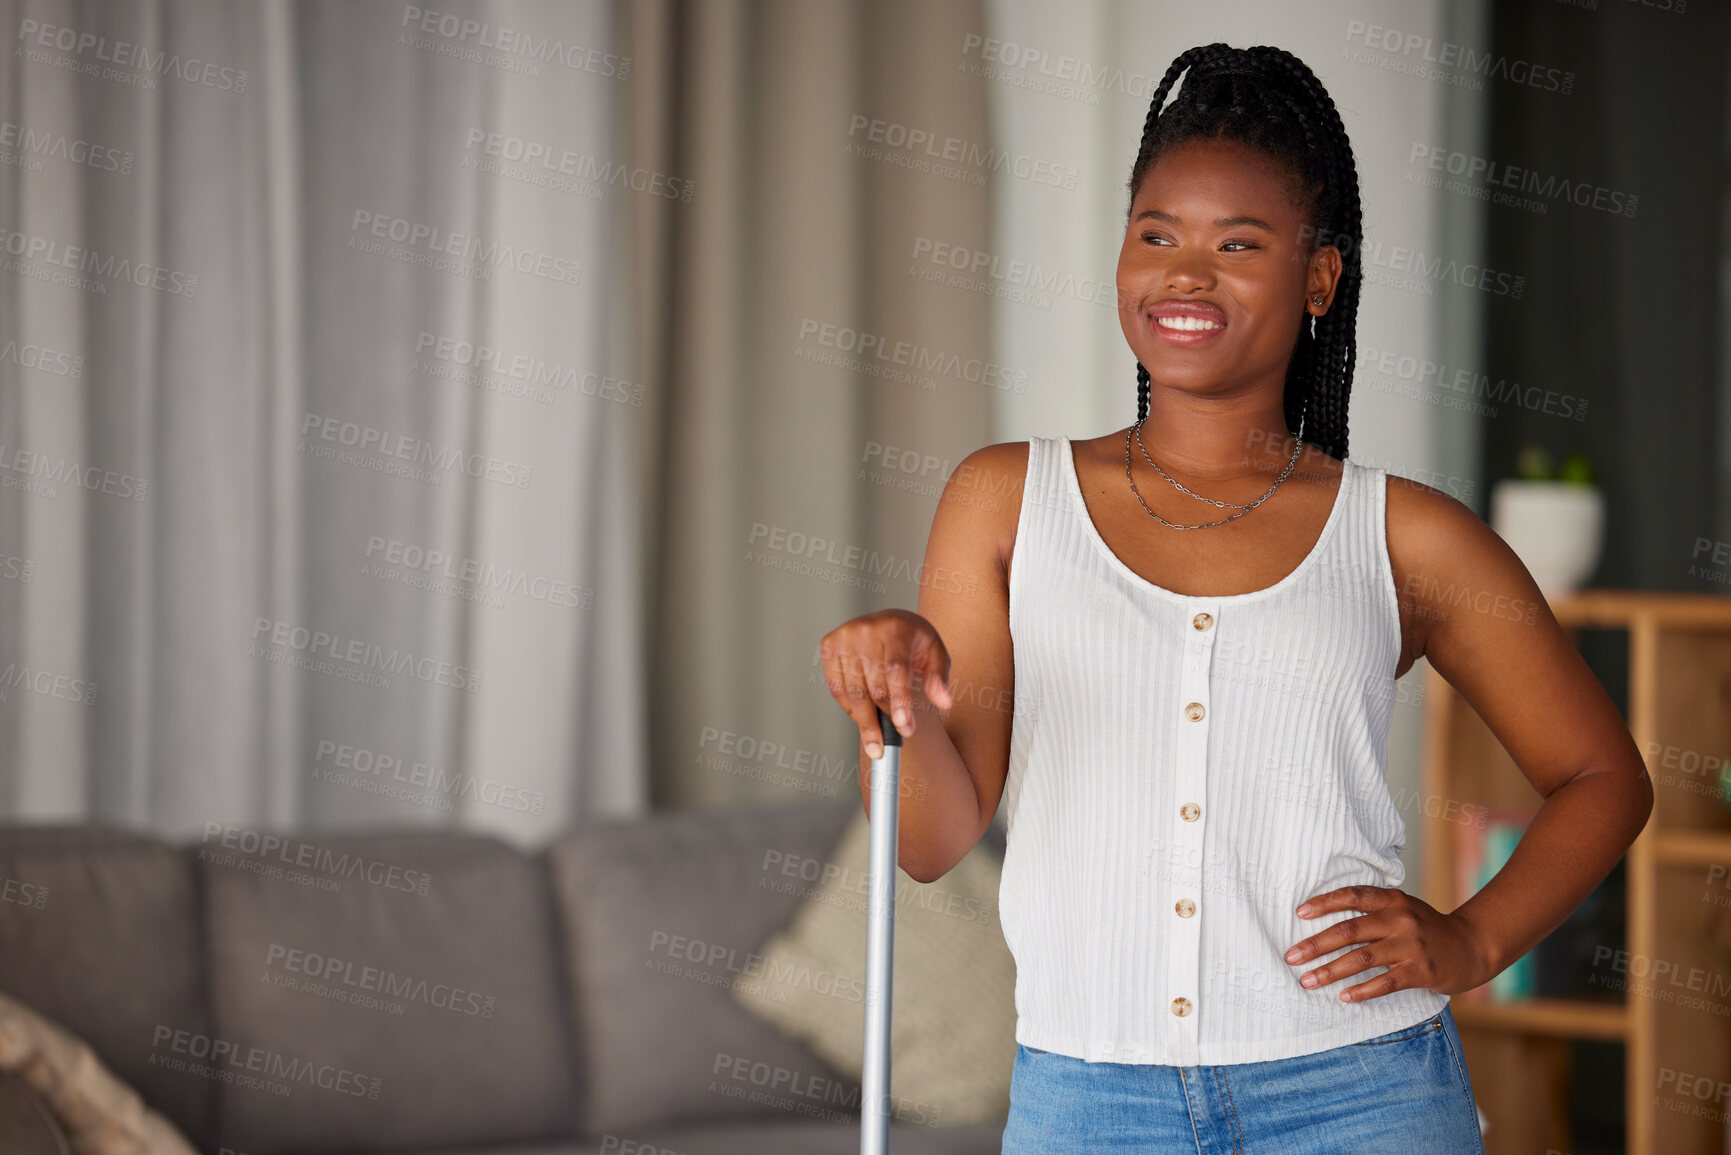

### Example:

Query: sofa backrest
xmin=195 ymin=825 xmax=580 ymax=1154
xmin=543 ymin=798 xmax=863 ymax=1137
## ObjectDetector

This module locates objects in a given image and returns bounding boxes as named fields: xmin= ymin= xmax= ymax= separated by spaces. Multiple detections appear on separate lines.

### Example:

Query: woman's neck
xmin=1134 ymin=389 xmax=1300 ymax=482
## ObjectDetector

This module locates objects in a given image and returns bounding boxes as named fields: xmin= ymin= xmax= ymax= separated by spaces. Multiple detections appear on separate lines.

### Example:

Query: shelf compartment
xmin=1450 ymin=995 xmax=1629 ymax=1040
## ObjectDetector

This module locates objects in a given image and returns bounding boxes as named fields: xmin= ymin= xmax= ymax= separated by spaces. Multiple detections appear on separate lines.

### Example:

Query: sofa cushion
xmin=0 ymin=827 xmax=211 ymax=1145
xmin=198 ymin=827 xmax=579 ymax=1153
xmin=544 ymin=801 xmax=858 ymax=1135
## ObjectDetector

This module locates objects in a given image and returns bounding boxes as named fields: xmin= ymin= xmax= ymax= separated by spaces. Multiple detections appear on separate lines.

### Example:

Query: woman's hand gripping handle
xmin=819 ymin=608 xmax=954 ymax=760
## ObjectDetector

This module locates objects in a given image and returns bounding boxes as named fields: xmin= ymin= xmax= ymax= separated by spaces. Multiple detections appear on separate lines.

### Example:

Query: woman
xmin=818 ymin=42 xmax=1651 ymax=1153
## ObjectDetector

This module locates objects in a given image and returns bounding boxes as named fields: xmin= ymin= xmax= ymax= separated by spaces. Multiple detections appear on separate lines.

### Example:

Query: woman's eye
xmin=1139 ymin=234 xmax=1259 ymax=251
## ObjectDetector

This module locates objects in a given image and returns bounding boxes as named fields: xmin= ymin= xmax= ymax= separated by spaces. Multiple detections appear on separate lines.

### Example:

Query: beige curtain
xmin=618 ymin=0 xmax=995 ymax=809
xmin=0 ymin=0 xmax=643 ymax=840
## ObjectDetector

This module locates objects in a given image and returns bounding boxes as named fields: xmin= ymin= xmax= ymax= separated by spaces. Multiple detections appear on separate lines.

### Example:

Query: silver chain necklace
xmin=1123 ymin=415 xmax=1306 ymax=530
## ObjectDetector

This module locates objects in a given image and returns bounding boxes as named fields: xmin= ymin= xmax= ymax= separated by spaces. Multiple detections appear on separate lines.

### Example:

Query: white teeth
xmin=1156 ymin=315 xmax=1222 ymax=331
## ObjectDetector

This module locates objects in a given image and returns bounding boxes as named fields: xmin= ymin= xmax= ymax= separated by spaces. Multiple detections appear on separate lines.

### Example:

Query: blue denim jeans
xmin=1001 ymin=1005 xmax=1485 ymax=1154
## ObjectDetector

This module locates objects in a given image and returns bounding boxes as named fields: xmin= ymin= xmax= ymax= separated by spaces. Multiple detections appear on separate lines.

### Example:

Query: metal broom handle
xmin=860 ymin=704 xmax=902 ymax=1154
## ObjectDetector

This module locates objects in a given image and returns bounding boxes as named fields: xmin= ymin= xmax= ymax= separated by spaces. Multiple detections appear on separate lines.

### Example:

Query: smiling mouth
xmin=1154 ymin=315 xmax=1223 ymax=332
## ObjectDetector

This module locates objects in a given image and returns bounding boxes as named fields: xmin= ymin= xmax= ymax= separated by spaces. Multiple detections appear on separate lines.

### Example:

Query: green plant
xmin=1514 ymin=443 xmax=1597 ymax=485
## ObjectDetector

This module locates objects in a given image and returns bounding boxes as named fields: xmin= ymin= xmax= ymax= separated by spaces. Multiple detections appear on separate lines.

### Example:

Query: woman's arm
xmin=1392 ymin=475 xmax=1654 ymax=977
xmin=1284 ymin=474 xmax=1653 ymax=999
xmin=824 ymin=441 xmax=1027 ymax=884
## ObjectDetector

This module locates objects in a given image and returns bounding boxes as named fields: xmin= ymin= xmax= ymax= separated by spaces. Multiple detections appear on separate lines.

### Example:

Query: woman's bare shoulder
xmin=1383 ymin=470 xmax=1496 ymax=569
xmin=929 ymin=440 xmax=1033 ymax=584
xmin=936 ymin=441 xmax=1033 ymax=507
xmin=1383 ymin=469 xmax=1553 ymax=651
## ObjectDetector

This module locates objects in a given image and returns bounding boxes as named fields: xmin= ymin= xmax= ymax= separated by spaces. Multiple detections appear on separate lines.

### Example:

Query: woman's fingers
xmin=859 ymin=637 xmax=895 ymax=754
xmin=820 ymin=633 xmax=884 ymax=759
xmin=818 ymin=610 xmax=953 ymax=760
xmin=912 ymin=631 xmax=953 ymax=709
xmin=881 ymin=644 xmax=916 ymax=738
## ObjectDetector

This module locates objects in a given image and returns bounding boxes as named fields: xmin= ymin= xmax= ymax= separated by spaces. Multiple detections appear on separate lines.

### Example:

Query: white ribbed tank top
xmin=1000 ymin=435 xmax=1450 ymax=1066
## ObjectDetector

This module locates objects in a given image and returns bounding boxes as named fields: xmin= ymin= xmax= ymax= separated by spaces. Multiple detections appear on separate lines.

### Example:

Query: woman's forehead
xmin=1135 ymin=142 xmax=1313 ymax=218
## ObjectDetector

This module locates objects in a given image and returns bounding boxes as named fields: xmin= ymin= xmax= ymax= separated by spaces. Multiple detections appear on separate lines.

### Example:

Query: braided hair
xmin=1127 ymin=43 xmax=1362 ymax=461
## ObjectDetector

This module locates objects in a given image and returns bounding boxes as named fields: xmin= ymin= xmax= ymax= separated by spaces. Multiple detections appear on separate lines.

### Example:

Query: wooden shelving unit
xmin=1421 ymin=589 xmax=1731 ymax=1155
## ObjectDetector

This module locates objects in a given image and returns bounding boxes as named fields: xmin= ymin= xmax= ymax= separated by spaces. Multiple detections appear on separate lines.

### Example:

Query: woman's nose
xmin=1163 ymin=257 xmax=1214 ymax=290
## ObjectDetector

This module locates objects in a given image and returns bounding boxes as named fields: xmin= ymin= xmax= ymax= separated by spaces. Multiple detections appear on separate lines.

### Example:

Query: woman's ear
xmin=1306 ymin=243 xmax=1343 ymax=311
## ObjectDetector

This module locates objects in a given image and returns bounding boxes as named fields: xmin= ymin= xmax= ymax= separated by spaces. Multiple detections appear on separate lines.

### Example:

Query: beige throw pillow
xmin=730 ymin=807 xmax=1015 ymax=1127
xmin=0 ymin=991 xmax=198 ymax=1155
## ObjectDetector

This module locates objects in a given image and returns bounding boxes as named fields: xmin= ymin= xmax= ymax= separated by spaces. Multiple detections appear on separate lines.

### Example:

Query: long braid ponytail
xmin=1126 ymin=44 xmax=1363 ymax=462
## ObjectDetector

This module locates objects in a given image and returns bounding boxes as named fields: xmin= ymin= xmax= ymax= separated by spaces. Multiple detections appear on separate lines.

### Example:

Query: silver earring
xmin=1310 ymin=294 xmax=1325 ymax=307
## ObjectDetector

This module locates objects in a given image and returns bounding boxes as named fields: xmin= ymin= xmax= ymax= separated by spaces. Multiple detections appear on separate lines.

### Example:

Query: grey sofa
xmin=0 ymin=800 xmax=1009 ymax=1155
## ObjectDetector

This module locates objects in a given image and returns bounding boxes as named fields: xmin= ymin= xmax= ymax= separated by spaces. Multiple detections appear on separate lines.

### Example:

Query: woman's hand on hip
xmin=1282 ymin=885 xmax=1495 ymax=1001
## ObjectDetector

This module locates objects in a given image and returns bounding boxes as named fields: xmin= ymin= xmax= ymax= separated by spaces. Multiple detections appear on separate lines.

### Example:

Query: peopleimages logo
xmin=264 ymin=943 xmax=496 ymax=1018
xmin=957 ymin=32 xmax=1160 ymax=102
xmin=0 ymin=662 xmax=96 ymax=707
xmin=313 ymin=738 xmax=547 ymax=816
xmin=1356 ymin=344 xmax=1589 ymax=423
xmin=398 ymin=6 xmax=630 ymax=79
xmin=796 ymin=319 xmax=1027 ymax=394
xmin=1407 ymin=143 xmax=1637 ymax=217
xmin=845 ymin=113 xmax=1079 ymax=190
xmin=15 ymin=19 xmax=249 ymax=92
xmin=0 ymin=873 xmax=48 ymax=910
xmin=0 ymin=120 xmax=133 ymax=174
xmin=746 ymin=522 xmax=980 ymax=597
xmin=198 ymin=823 xmax=434 ymax=896
xmin=0 ymin=223 xmax=198 ymax=296
xmin=347 ymin=210 xmax=581 ymax=288
xmin=1342 ymin=20 xmax=1573 ymax=94
xmin=909 ymin=235 xmax=1116 ymax=309
xmin=0 ymin=337 xmax=84 ymax=378
xmin=462 ymin=129 xmax=691 ymax=202
xmin=363 ymin=535 xmax=594 ymax=611
xmin=697 ymin=727 xmax=858 ymax=785
xmin=250 ymin=616 xmax=481 ymax=693
xmin=0 ymin=441 xmax=148 ymax=501
xmin=413 ymin=331 xmax=643 ymax=406
xmin=300 ymin=412 xmax=532 ymax=489
xmin=149 ymin=1026 xmax=381 ymax=1099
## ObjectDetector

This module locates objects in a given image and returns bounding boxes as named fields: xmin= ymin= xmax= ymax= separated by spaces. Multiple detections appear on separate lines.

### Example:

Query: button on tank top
xmin=999 ymin=435 xmax=1450 ymax=1065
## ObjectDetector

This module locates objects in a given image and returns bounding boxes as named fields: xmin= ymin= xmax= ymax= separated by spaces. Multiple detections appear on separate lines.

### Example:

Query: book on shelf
xmin=1450 ymin=804 xmax=1627 ymax=1006
xmin=1452 ymin=807 xmax=1535 ymax=1004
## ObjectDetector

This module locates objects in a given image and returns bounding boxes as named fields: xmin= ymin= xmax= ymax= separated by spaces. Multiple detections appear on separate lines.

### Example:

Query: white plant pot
xmin=1488 ymin=479 xmax=1604 ymax=598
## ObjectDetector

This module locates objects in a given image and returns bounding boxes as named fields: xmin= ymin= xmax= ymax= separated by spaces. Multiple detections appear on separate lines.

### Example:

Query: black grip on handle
xmin=876 ymin=706 xmax=903 ymax=747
